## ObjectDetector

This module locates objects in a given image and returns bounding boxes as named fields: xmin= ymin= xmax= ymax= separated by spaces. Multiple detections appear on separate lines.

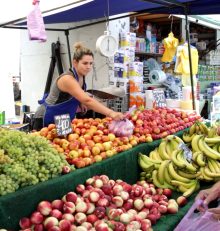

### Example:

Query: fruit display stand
xmin=0 ymin=129 xmax=212 ymax=230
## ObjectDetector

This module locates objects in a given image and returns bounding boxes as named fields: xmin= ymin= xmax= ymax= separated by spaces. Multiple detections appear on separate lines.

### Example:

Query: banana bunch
xmin=171 ymin=179 xmax=200 ymax=197
xmin=192 ymin=151 xmax=206 ymax=167
xmin=182 ymin=131 xmax=195 ymax=143
xmin=189 ymin=133 xmax=220 ymax=182
xmin=157 ymin=135 xmax=184 ymax=160
xmin=151 ymin=160 xmax=200 ymax=197
xmin=192 ymin=134 xmax=220 ymax=160
xmin=189 ymin=122 xmax=209 ymax=136
xmin=208 ymin=126 xmax=217 ymax=138
xmin=138 ymin=153 xmax=161 ymax=172
xmin=138 ymin=124 xmax=220 ymax=197
xmin=171 ymin=149 xmax=198 ymax=172
xmin=149 ymin=148 xmax=162 ymax=161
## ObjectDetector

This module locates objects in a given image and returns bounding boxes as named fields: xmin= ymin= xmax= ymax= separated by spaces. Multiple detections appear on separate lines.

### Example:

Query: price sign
xmin=213 ymin=95 xmax=220 ymax=112
xmin=54 ymin=114 xmax=72 ymax=136
xmin=152 ymin=89 xmax=166 ymax=108
xmin=211 ymin=112 xmax=220 ymax=126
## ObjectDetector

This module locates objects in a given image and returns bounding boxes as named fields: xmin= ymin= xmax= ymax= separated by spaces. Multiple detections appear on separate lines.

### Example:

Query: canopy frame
xmin=2 ymin=0 xmax=197 ymax=110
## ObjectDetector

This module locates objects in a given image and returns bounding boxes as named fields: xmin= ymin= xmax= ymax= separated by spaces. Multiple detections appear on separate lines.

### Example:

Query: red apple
xmin=44 ymin=217 xmax=59 ymax=230
xmin=37 ymin=201 xmax=52 ymax=216
xmin=163 ymin=188 xmax=172 ymax=198
xmin=74 ymin=212 xmax=87 ymax=225
xmin=176 ymin=196 xmax=187 ymax=207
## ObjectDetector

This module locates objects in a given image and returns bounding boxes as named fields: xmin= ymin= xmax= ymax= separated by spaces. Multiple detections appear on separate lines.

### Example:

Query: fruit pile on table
xmin=34 ymin=108 xmax=201 ymax=169
xmin=0 ymin=129 xmax=73 ymax=196
xmin=18 ymin=175 xmax=180 ymax=231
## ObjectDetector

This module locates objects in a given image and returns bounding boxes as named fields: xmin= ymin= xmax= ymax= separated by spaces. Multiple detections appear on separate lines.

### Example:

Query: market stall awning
xmin=2 ymin=0 xmax=220 ymax=27
xmin=32 ymin=0 xmax=220 ymax=24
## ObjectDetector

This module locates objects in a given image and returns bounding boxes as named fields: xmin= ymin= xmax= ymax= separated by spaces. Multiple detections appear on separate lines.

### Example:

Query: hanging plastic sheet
xmin=27 ymin=0 xmax=47 ymax=42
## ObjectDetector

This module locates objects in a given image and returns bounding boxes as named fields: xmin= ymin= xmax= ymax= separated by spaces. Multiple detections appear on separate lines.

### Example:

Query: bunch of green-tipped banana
xmin=138 ymin=135 xmax=184 ymax=173
xmin=183 ymin=122 xmax=217 ymax=144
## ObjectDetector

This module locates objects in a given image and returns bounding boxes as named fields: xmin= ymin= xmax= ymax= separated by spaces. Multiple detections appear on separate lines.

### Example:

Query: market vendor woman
xmin=33 ymin=42 xmax=124 ymax=130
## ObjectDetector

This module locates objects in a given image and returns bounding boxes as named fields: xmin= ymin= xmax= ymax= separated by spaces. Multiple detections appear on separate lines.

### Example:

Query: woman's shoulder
xmin=59 ymin=70 xmax=74 ymax=78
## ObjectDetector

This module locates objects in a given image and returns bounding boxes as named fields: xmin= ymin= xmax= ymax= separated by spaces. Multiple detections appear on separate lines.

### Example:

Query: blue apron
xmin=42 ymin=68 xmax=85 ymax=126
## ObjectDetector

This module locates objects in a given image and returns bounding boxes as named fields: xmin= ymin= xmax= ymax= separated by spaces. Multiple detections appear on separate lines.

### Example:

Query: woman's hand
xmin=195 ymin=185 xmax=220 ymax=213
xmin=79 ymin=104 xmax=87 ymax=114
xmin=195 ymin=188 xmax=212 ymax=212
xmin=208 ymin=207 xmax=220 ymax=220
xmin=108 ymin=111 xmax=124 ymax=120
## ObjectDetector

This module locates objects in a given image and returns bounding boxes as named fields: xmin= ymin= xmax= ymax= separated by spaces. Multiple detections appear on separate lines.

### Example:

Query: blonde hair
xmin=73 ymin=42 xmax=94 ymax=61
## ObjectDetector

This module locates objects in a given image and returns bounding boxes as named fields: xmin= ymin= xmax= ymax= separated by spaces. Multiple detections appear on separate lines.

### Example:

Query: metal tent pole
xmin=65 ymin=30 xmax=72 ymax=67
xmin=184 ymin=8 xmax=196 ymax=110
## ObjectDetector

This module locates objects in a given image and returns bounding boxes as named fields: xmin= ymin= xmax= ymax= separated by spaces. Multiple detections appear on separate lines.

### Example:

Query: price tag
xmin=213 ymin=95 xmax=220 ymax=112
xmin=152 ymin=89 xmax=166 ymax=108
xmin=54 ymin=114 xmax=72 ymax=136
xmin=179 ymin=143 xmax=193 ymax=162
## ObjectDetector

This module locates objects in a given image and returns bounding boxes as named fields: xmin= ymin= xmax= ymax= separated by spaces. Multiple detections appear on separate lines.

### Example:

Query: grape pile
xmin=0 ymin=129 xmax=72 ymax=196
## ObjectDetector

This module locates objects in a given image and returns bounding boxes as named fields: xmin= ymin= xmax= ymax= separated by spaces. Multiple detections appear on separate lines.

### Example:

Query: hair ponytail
xmin=73 ymin=42 xmax=94 ymax=61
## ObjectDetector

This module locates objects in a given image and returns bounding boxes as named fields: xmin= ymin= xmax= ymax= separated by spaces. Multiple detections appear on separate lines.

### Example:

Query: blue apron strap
xmin=38 ymin=93 xmax=48 ymax=105
xmin=72 ymin=68 xmax=79 ymax=81
xmin=72 ymin=68 xmax=86 ymax=90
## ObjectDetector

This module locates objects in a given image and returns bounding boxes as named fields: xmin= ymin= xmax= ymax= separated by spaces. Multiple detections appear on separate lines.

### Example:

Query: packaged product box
xmin=120 ymin=32 xmax=136 ymax=48
xmin=128 ymin=62 xmax=143 ymax=77
xmin=123 ymin=47 xmax=135 ymax=63
xmin=122 ymin=63 xmax=129 ymax=78
xmin=114 ymin=63 xmax=125 ymax=78
xmin=129 ymin=76 xmax=143 ymax=93
xmin=129 ymin=93 xmax=137 ymax=108
xmin=136 ymin=93 xmax=145 ymax=107
xmin=114 ymin=50 xmax=125 ymax=64
xmin=129 ymin=93 xmax=145 ymax=108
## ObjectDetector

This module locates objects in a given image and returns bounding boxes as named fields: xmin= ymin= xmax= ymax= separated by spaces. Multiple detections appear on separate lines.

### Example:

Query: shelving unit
xmin=135 ymin=51 xmax=163 ymax=57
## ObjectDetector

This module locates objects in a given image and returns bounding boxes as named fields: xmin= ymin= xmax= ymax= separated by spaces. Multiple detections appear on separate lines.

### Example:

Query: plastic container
xmin=0 ymin=111 xmax=5 ymax=125
xmin=145 ymin=90 xmax=154 ymax=109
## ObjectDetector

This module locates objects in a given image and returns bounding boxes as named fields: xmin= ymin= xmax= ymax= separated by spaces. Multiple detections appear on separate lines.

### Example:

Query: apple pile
xmin=127 ymin=108 xmax=201 ymax=140
xmin=18 ymin=175 xmax=179 ymax=231
xmin=33 ymin=117 xmax=143 ymax=168
xmin=33 ymin=108 xmax=201 ymax=169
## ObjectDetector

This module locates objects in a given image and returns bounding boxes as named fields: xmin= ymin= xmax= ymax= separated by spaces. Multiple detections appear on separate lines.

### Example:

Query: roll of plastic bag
xmin=149 ymin=70 xmax=166 ymax=84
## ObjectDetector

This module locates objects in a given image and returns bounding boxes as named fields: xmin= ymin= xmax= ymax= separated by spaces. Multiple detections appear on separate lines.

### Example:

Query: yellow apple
xmin=67 ymin=133 xmax=79 ymax=142
xmin=146 ymin=135 xmax=153 ymax=143
xmin=106 ymin=150 xmax=114 ymax=158
xmin=91 ymin=146 xmax=101 ymax=156
xmin=108 ymin=133 xmax=116 ymax=141
xmin=68 ymin=150 xmax=79 ymax=159
xmin=94 ymin=155 xmax=103 ymax=162
xmin=103 ymin=141 xmax=112 ymax=151
xmin=95 ymin=143 xmax=104 ymax=152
